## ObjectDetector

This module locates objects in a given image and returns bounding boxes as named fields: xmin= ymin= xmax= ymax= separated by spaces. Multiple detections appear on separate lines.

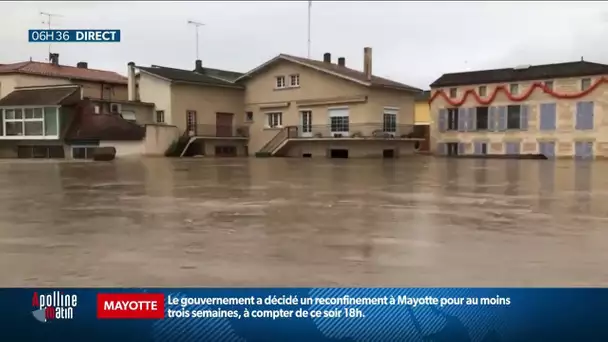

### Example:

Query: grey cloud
xmin=2 ymin=2 xmax=608 ymax=89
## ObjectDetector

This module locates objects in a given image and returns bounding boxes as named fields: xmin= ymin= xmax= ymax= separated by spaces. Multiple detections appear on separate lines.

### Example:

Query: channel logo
xmin=31 ymin=291 xmax=78 ymax=323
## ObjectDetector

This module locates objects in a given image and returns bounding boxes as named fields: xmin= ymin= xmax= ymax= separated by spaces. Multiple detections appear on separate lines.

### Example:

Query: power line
xmin=187 ymin=20 xmax=205 ymax=61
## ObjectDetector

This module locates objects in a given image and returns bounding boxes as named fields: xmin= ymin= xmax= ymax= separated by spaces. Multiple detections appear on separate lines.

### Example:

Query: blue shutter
xmin=438 ymin=109 xmax=447 ymax=132
xmin=520 ymin=105 xmax=529 ymax=130
xmin=489 ymin=107 xmax=498 ymax=131
xmin=498 ymin=106 xmax=507 ymax=131
xmin=575 ymin=142 xmax=583 ymax=159
xmin=467 ymin=107 xmax=476 ymax=131
xmin=473 ymin=142 xmax=481 ymax=155
xmin=542 ymin=142 xmax=555 ymax=158
xmin=575 ymin=102 xmax=583 ymax=130
xmin=506 ymin=142 xmax=520 ymax=155
xmin=458 ymin=143 xmax=465 ymax=155
xmin=587 ymin=102 xmax=595 ymax=130
xmin=586 ymin=142 xmax=594 ymax=158
xmin=458 ymin=108 xmax=467 ymax=132
xmin=436 ymin=142 xmax=446 ymax=155
xmin=540 ymin=103 xmax=556 ymax=131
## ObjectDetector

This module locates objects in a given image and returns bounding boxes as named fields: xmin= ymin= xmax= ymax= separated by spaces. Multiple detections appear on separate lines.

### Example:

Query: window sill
xmin=264 ymin=126 xmax=283 ymax=130
xmin=274 ymin=86 xmax=299 ymax=91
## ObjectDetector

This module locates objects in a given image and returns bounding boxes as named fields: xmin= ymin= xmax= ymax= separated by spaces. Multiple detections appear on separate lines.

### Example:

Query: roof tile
xmin=0 ymin=61 xmax=127 ymax=84
xmin=0 ymin=86 xmax=81 ymax=106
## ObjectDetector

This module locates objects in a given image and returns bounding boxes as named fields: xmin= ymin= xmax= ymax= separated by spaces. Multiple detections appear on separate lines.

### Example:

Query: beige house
xmin=429 ymin=60 xmax=608 ymax=158
xmin=0 ymin=54 xmax=128 ymax=101
xmin=132 ymin=47 xmax=423 ymax=158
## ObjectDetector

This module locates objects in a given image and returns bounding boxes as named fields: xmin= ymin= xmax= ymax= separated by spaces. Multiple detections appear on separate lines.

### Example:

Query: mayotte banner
xmin=1 ymin=288 xmax=607 ymax=341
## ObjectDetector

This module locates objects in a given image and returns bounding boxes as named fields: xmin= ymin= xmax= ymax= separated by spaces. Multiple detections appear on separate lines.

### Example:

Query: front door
xmin=300 ymin=110 xmax=312 ymax=137
xmin=186 ymin=110 xmax=197 ymax=136
xmin=216 ymin=113 xmax=234 ymax=137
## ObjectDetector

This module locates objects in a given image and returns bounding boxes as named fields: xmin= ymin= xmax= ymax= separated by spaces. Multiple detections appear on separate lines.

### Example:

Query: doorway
xmin=446 ymin=143 xmax=459 ymax=156
xmin=216 ymin=113 xmax=234 ymax=137
xmin=300 ymin=110 xmax=312 ymax=137
xmin=330 ymin=149 xmax=349 ymax=158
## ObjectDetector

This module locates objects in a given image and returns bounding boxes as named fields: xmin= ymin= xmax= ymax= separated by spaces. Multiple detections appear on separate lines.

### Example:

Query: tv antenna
xmin=40 ymin=12 xmax=63 ymax=58
xmin=307 ymin=1 xmax=312 ymax=58
xmin=187 ymin=20 xmax=205 ymax=60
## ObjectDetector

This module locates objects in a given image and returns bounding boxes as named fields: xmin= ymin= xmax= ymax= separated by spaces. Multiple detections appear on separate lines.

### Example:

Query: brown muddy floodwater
xmin=0 ymin=157 xmax=607 ymax=287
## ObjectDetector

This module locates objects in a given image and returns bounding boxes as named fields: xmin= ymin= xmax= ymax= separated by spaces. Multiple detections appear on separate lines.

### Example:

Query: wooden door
xmin=216 ymin=113 xmax=234 ymax=137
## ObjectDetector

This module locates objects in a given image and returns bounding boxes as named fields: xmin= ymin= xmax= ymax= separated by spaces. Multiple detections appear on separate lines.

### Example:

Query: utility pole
xmin=307 ymin=1 xmax=312 ymax=58
xmin=41 ymin=12 xmax=62 ymax=59
xmin=187 ymin=20 xmax=205 ymax=60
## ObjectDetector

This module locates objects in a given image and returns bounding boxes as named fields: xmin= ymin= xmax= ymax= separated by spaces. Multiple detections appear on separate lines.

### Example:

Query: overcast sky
xmin=1 ymin=1 xmax=608 ymax=89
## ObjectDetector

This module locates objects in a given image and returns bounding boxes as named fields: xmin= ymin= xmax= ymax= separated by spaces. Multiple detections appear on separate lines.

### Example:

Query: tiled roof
xmin=138 ymin=66 xmax=244 ymax=88
xmin=200 ymin=67 xmax=244 ymax=82
xmin=0 ymin=86 xmax=81 ymax=106
xmin=0 ymin=61 xmax=127 ymax=84
xmin=65 ymin=102 xmax=145 ymax=141
xmin=430 ymin=61 xmax=608 ymax=88
xmin=281 ymin=54 xmax=421 ymax=92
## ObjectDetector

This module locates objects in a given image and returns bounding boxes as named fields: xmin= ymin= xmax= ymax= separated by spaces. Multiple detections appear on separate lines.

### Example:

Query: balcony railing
xmin=185 ymin=124 xmax=249 ymax=138
xmin=286 ymin=123 xmax=422 ymax=139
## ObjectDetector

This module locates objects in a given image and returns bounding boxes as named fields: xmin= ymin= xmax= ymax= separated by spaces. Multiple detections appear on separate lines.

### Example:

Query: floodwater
xmin=1 ymin=157 xmax=607 ymax=287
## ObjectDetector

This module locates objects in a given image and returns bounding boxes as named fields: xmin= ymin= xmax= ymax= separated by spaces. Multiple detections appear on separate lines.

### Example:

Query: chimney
xmin=338 ymin=57 xmax=346 ymax=67
xmin=363 ymin=47 xmax=372 ymax=81
xmin=323 ymin=53 xmax=331 ymax=63
xmin=77 ymin=62 xmax=88 ymax=69
xmin=127 ymin=62 xmax=136 ymax=102
xmin=195 ymin=59 xmax=204 ymax=73
xmin=49 ymin=53 xmax=59 ymax=66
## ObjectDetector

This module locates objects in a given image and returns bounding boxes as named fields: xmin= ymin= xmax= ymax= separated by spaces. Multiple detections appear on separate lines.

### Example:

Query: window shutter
xmin=520 ymin=105 xmax=529 ymax=130
xmin=540 ymin=103 xmax=556 ymax=131
xmin=585 ymin=142 xmax=594 ymax=158
xmin=489 ymin=107 xmax=497 ymax=131
xmin=474 ymin=142 xmax=481 ymax=155
xmin=575 ymin=102 xmax=583 ymax=130
xmin=506 ymin=142 xmax=520 ymax=154
xmin=436 ymin=142 xmax=445 ymax=155
xmin=467 ymin=107 xmax=477 ymax=131
xmin=438 ymin=109 xmax=447 ymax=132
xmin=575 ymin=142 xmax=583 ymax=159
xmin=498 ymin=106 xmax=507 ymax=131
xmin=587 ymin=102 xmax=594 ymax=130
xmin=458 ymin=108 xmax=467 ymax=132
xmin=458 ymin=143 xmax=465 ymax=155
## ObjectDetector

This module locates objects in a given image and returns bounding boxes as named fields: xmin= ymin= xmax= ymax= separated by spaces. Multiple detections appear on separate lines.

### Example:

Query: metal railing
xmin=185 ymin=124 xmax=249 ymax=138
xmin=287 ymin=123 xmax=420 ymax=139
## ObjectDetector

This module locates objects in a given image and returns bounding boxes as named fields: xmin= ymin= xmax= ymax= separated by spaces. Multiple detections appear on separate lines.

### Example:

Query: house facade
xmin=429 ymin=61 xmax=608 ymax=158
xmin=131 ymin=47 xmax=423 ymax=158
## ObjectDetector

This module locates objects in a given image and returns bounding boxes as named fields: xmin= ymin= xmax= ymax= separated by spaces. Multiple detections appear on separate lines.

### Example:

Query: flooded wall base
xmin=282 ymin=140 xmax=416 ymax=158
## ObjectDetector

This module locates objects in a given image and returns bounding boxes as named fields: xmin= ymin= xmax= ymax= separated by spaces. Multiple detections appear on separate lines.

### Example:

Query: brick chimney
xmin=195 ymin=60 xmax=204 ymax=73
xmin=363 ymin=47 xmax=372 ymax=81
xmin=323 ymin=53 xmax=331 ymax=63
xmin=49 ymin=53 xmax=59 ymax=66
xmin=338 ymin=57 xmax=346 ymax=67
xmin=127 ymin=62 xmax=136 ymax=101
xmin=77 ymin=62 xmax=88 ymax=69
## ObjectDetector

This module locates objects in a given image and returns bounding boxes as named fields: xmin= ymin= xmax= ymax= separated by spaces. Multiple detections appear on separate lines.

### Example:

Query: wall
xmin=430 ymin=75 xmax=608 ymax=157
xmin=282 ymin=140 xmax=416 ymax=158
xmin=77 ymin=81 xmax=128 ymax=101
xmin=99 ymin=140 xmax=144 ymax=157
xmin=122 ymin=103 xmax=154 ymax=124
xmin=415 ymin=100 xmax=431 ymax=124
xmin=171 ymin=83 xmax=245 ymax=132
xmin=137 ymin=72 xmax=172 ymax=124
xmin=201 ymin=140 xmax=248 ymax=156
xmin=0 ymin=74 xmax=70 ymax=98
xmin=143 ymin=124 xmax=180 ymax=156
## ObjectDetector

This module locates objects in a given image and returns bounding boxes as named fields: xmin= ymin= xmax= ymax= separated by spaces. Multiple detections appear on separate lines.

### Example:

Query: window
xmin=474 ymin=142 xmax=488 ymax=155
xmin=509 ymin=83 xmax=519 ymax=95
xmin=544 ymin=80 xmax=554 ymax=91
xmin=449 ymin=88 xmax=457 ymax=98
xmin=330 ymin=116 xmax=349 ymax=133
xmin=290 ymin=74 xmax=300 ymax=87
xmin=476 ymin=106 xmax=489 ymax=130
xmin=446 ymin=142 xmax=459 ymax=156
xmin=507 ymin=105 xmax=521 ymax=129
xmin=156 ymin=110 xmax=165 ymax=123
xmin=245 ymin=111 xmax=253 ymax=122
xmin=2 ymin=106 xmax=59 ymax=137
xmin=576 ymin=101 xmax=594 ymax=130
xmin=72 ymin=146 xmax=97 ymax=159
xmin=447 ymin=108 xmax=459 ymax=131
xmin=266 ymin=112 xmax=282 ymax=128
xmin=581 ymin=78 xmax=591 ymax=91
xmin=121 ymin=110 xmax=136 ymax=122
xmin=275 ymin=76 xmax=286 ymax=88
xmin=94 ymin=105 xmax=100 ymax=114
xmin=383 ymin=108 xmax=397 ymax=133
xmin=478 ymin=86 xmax=487 ymax=97
xmin=539 ymin=103 xmax=556 ymax=131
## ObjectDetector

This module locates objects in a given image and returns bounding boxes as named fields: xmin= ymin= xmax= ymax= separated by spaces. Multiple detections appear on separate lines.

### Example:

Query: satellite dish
xmin=32 ymin=309 xmax=46 ymax=323
xmin=514 ymin=64 xmax=531 ymax=70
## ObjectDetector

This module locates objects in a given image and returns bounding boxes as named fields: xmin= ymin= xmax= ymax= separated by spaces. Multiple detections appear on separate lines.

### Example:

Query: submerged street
xmin=1 ymin=157 xmax=607 ymax=287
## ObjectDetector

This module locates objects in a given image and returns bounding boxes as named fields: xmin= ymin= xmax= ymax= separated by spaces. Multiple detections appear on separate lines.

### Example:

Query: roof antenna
xmin=187 ymin=20 xmax=205 ymax=61
xmin=581 ymin=56 xmax=584 ymax=61
xmin=40 ymin=12 xmax=63 ymax=60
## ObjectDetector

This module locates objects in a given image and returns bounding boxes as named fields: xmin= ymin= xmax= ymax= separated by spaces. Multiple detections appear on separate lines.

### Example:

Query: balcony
xmin=286 ymin=123 xmax=422 ymax=139
xmin=185 ymin=124 xmax=249 ymax=139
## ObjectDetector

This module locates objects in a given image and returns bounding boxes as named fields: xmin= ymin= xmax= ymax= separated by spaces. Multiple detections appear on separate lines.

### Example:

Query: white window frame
xmin=275 ymin=76 xmax=286 ymax=89
xmin=328 ymin=106 xmax=350 ymax=136
xmin=0 ymin=106 xmax=60 ymax=140
xmin=581 ymin=78 xmax=591 ymax=91
xmin=266 ymin=112 xmax=283 ymax=128
xmin=383 ymin=107 xmax=398 ymax=134
xmin=290 ymin=74 xmax=300 ymax=87
xmin=509 ymin=83 xmax=519 ymax=95
xmin=156 ymin=110 xmax=165 ymax=123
